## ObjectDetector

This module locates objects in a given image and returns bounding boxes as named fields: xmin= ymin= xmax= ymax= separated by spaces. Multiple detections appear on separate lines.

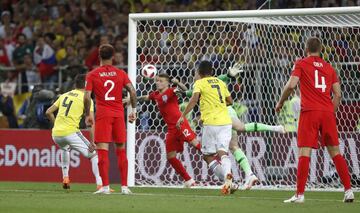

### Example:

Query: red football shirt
xmin=291 ymin=56 xmax=339 ymax=113
xmin=85 ymin=65 xmax=131 ymax=119
xmin=149 ymin=87 xmax=182 ymax=129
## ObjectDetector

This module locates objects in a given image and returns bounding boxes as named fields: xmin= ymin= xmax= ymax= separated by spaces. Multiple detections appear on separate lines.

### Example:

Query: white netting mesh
xmin=134 ymin=11 xmax=360 ymax=189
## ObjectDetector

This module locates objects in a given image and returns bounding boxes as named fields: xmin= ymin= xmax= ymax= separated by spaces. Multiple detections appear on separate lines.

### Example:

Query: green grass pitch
xmin=0 ymin=182 xmax=358 ymax=213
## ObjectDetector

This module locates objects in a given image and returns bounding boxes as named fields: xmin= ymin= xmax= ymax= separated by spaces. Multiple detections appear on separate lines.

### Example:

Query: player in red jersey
xmin=84 ymin=44 xmax=137 ymax=194
xmin=276 ymin=37 xmax=353 ymax=203
xmin=137 ymin=73 xmax=201 ymax=187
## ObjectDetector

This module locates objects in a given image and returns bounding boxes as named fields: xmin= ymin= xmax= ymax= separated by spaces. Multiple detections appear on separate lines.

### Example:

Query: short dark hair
xmin=99 ymin=44 xmax=114 ymax=60
xmin=157 ymin=73 xmax=170 ymax=82
xmin=198 ymin=60 xmax=213 ymax=76
xmin=306 ymin=37 xmax=322 ymax=54
xmin=74 ymin=74 xmax=86 ymax=89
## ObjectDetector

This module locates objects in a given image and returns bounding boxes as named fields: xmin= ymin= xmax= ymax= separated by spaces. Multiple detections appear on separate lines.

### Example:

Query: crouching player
xmin=46 ymin=74 xmax=102 ymax=190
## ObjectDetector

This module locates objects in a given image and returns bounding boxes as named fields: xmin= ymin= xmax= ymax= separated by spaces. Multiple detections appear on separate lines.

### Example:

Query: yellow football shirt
xmin=193 ymin=76 xmax=231 ymax=125
xmin=52 ymin=89 xmax=94 ymax=137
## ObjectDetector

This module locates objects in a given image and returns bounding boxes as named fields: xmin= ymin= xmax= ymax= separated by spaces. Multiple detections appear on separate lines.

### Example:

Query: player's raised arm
xmin=125 ymin=82 xmax=137 ymax=123
xmin=275 ymin=76 xmax=299 ymax=113
xmin=171 ymin=78 xmax=188 ymax=91
xmin=332 ymin=82 xmax=342 ymax=112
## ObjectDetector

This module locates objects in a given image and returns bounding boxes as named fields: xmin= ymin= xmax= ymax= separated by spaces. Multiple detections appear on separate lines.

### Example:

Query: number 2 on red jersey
xmin=104 ymin=80 xmax=115 ymax=101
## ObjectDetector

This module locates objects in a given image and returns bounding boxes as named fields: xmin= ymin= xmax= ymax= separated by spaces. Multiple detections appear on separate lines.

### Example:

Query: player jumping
xmin=46 ymin=74 xmax=102 ymax=190
xmin=184 ymin=65 xmax=285 ymax=189
xmin=137 ymin=73 xmax=201 ymax=187
xmin=177 ymin=61 xmax=235 ymax=195
xmin=276 ymin=37 xmax=354 ymax=203
xmin=84 ymin=44 xmax=137 ymax=195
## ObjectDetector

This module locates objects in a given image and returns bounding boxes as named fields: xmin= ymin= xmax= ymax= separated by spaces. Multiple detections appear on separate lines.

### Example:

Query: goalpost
xmin=127 ymin=7 xmax=360 ymax=190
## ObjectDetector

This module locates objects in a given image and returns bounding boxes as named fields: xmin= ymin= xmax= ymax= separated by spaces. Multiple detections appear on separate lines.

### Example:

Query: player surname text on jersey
xmin=99 ymin=71 xmax=117 ymax=77
xmin=207 ymin=79 xmax=219 ymax=83
xmin=313 ymin=62 xmax=323 ymax=67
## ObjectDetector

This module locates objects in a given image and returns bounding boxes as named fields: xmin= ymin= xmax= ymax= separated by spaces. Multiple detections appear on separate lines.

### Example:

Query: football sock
xmin=90 ymin=155 xmax=102 ymax=186
xmin=296 ymin=156 xmax=310 ymax=195
xmin=168 ymin=157 xmax=191 ymax=181
xmin=220 ymin=155 xmax=232 ymax=178
xmin=116 ymin=148 xmax=128 ymax=186
xmin=97 ymin=149 xmax=109 ymax=187
xmin=245 ymin=122 xmax=277 ymax=132
xmin=233 ymin=148 xmax=252 ymax=176
xmin=61 ymin=150 xmax=70 ymax=178
xmin=208 ymin=159 xmax=224 ymax=181
xmin=332 ymin=154 xmax=351 ymax=191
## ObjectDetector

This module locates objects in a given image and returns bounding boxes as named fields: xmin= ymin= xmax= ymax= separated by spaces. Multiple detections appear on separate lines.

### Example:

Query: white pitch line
xmin=0 ymin=189 xmax=357 ymax=203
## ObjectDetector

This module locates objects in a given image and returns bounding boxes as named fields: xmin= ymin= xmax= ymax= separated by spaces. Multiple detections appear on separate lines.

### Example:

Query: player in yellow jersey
xmin=177 ymin=61 xmax=235 ymax=195
xmin=46 ymin=74 xmax=102 ymax=190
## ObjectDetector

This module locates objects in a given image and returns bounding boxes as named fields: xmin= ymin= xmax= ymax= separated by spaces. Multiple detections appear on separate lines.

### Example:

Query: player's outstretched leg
xmin=89 ymin=155 xmax=103 ymax=188
xmin=229 ymin=131 xmax=258 ymax=190
xmin=327 ymin=146 xmax=354 ymax=203
xmin=69 ymin=133 xmax=104 ymax=189
xmin=61 ymin=149 xmax=70 ymax=189
xmin=115 ymin=144 xmax=131 ymax=195
xmin=230 ymin=112 xmax=284 ymax=134
xmin=167 ymin=151 xmax=195 ymax=188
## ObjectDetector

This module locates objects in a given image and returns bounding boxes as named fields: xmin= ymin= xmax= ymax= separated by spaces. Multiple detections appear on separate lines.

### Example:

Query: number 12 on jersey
xmin=315 ymin=70 xmax=326 ymax=93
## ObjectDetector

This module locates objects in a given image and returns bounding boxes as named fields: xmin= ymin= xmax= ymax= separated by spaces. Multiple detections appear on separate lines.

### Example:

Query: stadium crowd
xmin=0 ymin=0 xmax=359 ymax=129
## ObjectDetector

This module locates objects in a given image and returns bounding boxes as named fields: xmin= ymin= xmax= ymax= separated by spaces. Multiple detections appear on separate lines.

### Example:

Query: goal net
xmin=127 ymin=7 xmax=360 ymax=190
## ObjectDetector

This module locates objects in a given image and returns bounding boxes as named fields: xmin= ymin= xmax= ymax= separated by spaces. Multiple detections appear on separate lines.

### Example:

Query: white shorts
xmin=201 ymin=125 xmax=232 ymax=155
xmin=53 ymin=132 xmax=95 ymax=159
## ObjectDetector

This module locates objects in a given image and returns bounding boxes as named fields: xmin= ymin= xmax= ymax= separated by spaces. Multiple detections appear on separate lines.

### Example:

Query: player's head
xmin=74 ymin=74 xmax=86 ymax=89
xmin=99 ymin=44 xmax=114 ymax=61
xmin=155 ymin=73 xmax=170 ymax=91
xmin=197 ymin=60 xmax=213 ymax=78
xmin=305 ymin=37 xmax=322 ymax=56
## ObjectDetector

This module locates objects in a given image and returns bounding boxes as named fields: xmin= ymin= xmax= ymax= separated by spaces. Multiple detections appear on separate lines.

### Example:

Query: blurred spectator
xmin=12 ymin=33 xmax=33 ymax=65
xmin=33 ymin=35 xmax=57 ymax=88
xmin=0 ymin=87 xmax=18 ymax=128
xmin=23 ymin=85 xmax=55 ymax=129
xmin=0 ymin=11 xmax=15 ymax=41
xmin=85 ymin=35 xmax=109 ymax=70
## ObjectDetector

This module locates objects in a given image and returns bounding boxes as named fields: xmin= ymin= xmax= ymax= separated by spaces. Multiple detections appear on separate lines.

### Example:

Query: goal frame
xmin=126 ymin=6 xmax=360 ymax=187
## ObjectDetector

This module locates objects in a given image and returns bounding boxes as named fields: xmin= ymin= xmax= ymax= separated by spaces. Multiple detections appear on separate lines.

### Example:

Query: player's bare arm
xmin=275 ymin=76 xmax=299 ymax=113
xmin=138 ymin=95 xmax=150 ymax=102
xmin=45 ymin=104 xmax=59 ymax=124
xmin=125 ymin=82 xmax=137 ymax=123
xmin=225 ymin=95 xmax=233 ymax=106
xmin=177 ymin=92 xmax=200 ymax=129
xmin=332 ymin=82 xmax=342 ymax=112
xmin=171 ymin=78 xmax=188 ymax=91
xmin=84 ymin=90 xmax=93 ymax=126
xmin=88 ymin=111 xmax=96 ymax=153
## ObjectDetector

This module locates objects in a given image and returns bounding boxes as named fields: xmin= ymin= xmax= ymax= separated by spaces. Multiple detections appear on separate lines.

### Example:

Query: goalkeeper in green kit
xmin=184 ymin=63 xmax=285 ymax=189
